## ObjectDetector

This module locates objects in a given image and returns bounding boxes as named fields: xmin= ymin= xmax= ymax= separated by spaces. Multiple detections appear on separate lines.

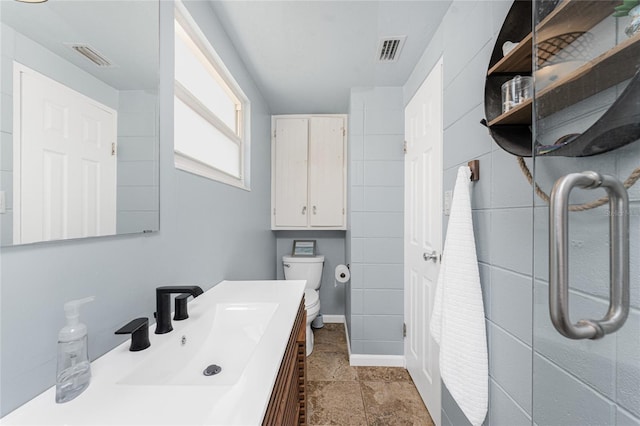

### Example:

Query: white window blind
xmin=173 ymin=2 xmax=250 ymax=188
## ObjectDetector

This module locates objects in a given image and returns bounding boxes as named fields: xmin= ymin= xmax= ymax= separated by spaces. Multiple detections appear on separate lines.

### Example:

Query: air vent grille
xmin=377 ymin=36 xmax=407 ymax=62
xmin=67 ymin=43 xmax=114 ymax=67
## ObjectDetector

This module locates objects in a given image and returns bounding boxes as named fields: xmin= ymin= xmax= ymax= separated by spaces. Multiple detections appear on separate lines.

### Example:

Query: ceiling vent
xmin=377 ymin=36 xmax=407 ymax=63
xmin=66 ymin=43 xmax=114 ymax=67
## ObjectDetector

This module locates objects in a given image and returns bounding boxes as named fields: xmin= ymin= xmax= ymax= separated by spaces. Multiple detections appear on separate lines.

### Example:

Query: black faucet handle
xmin=156 ymin=286 xmax=204 ymax=297
xmin=115 ymin=317 xmax=151 ymax=352
xmin=174 ymin=294 xmax=191 ymax=321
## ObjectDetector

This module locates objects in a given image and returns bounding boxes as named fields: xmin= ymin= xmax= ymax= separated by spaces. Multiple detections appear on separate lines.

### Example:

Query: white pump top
xmin=59 ymin=296 xmax=95 ymax=342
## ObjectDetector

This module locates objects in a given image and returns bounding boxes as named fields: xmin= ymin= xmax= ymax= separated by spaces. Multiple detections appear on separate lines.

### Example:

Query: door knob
xmin=423 ymin=251 xmax=439 ymax=262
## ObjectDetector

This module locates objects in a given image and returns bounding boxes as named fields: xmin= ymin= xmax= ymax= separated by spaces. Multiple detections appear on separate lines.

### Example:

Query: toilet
xmin=282 ymin=255 xmax=324 ymax=355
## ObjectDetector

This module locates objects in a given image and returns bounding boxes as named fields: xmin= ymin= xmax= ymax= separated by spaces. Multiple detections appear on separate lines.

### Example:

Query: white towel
xmin=430 ymin=166 xmax=488 ymax=426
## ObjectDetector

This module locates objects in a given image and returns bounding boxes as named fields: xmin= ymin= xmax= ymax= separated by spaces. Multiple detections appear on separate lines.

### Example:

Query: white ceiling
xmin=209 ymin=1 xmax=451 ymax=114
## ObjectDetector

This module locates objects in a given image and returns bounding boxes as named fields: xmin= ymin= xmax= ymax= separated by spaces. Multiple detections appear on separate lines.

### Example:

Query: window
xmin=174 ymin=2 xmax=250 ymax=189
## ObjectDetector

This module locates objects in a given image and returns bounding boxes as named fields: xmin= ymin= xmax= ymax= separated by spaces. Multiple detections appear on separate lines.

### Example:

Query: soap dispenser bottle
xmin=55 ymin=296 xmax=95 ymax=403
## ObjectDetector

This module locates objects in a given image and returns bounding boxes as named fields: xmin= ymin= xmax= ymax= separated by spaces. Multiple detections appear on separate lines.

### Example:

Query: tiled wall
xmin=404 ymin=1 xmax=536 ymax=422
xmin=404 ymin=1 xmax=534 ymax=423
xmin=347 ymin=87 xmax=405 ymax=355
xmin=404 ymin=1 xmax=640 ymax=425
xmin=116 ymin=90 xmax=159 ymax=234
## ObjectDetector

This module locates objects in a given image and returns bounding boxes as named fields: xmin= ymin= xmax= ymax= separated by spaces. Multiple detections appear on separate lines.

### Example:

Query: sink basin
xmin=1 ymin=280 xmax=306 ymax=426
xmin=118 ymin=302 xmax=278 ymax=387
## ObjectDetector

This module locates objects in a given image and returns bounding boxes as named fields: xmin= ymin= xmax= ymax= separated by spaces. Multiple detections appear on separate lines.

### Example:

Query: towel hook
xmin=468 ymin=160 xmax=480 ymax=181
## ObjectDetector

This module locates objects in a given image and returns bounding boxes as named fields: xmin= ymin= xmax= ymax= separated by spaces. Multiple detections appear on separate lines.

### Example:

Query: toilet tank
xmin=282 ymin=255 xmax=325 ymax=290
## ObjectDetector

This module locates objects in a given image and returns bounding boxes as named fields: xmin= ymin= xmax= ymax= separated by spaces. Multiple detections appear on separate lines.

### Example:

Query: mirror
xmin=0 ymin=0 xmax=159 ymax=246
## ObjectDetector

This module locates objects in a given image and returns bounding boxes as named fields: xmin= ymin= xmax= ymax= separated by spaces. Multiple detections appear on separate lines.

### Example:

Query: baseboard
xmin=349 ymin=354 xmax=406 ymax=367
xmin=323 ymin=315 xmax=405 ymax=367
xmin=321 ymin=314 xmax=345 ymax=323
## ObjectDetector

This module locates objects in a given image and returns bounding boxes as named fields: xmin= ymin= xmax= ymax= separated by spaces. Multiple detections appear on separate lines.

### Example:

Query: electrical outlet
xmin=444 ymin=190 xmax=453 ymax=216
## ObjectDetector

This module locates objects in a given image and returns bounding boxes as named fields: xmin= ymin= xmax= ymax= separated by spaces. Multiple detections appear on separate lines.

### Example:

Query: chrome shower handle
xmin=549 ymin=171 xmax=629 ymax=340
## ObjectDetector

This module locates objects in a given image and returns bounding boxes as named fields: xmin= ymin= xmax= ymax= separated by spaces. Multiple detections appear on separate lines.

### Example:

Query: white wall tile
xmin=364 ymin=134 xmax=404 ymax=161
xmin=362 ymin=314 xmax=403 ymax=341
xmin=364 ymin=108 xmax=404 ymax=135
xmin=351 ymin=289 xmax=363 ymax=315
xmin=488 ymin=322 xmax=532 ymax=414
xmin=361 ymin=340 xmax=403 ymax=355
xmin=443 ymin=41 xmax=492 ymax=129
xmin=362 ymin=237 xmax=403 ymax=264
xmin=489 ymin=208 xmax=532 ymax=275
xmin=118 ymin=161 xmax=158 ymax=187
xmin=349 ymin=133 xmax=364 ymax=161
xmin=362 ymin=264 xmax=404 ymax=289
xmin=490 ymin=267 xmax=532 ymax=345
xmin=0 ymin=132 xmax=13 ymax=172
xmin=363 ymin=161 xmax=404 ymax=187
xmin=616 ymin=308 xmax=640 ymax=418
xmin=117 ymin=137 xmax=157 ymax=162
xmin=472 ymin=209 xmax=492 ymax=264
xmin=442 ymin=1 xmax=493 ymax=88
xmin=363 ymin=289 xmax=403 ymax=315
xmin=363 ymin=186 xmax=404 ymax=212
xmin=534 ymin=281 xmax=616 ymax=399
xmin=533 ymin=353 xmax=615 ymax=426
xmin=117 ymin=186 xmax=159 ymax=212
xmin=488 ymin=379 xmax=531 ymax=426
xmin=443 ymin=104 xmax=493 ymax=169
xmin=491 ymin=149 xmax=533 ymax=209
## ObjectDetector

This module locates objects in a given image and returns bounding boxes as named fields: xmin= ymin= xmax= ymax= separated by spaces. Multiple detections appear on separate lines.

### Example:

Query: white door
xmin=308 ymin=116 xmax=344 ymax=227
xmin=273 ymin=118 xmax=309 ymax=227
xmin=404 ymin=58 xmax=443 ymax=425
xmin=14 ymin=64 xmax=117 ymax=244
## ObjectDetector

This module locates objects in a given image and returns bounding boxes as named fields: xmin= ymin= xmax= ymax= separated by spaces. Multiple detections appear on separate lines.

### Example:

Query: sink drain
xmin=203 ymin=364 xmax=222 ymax=376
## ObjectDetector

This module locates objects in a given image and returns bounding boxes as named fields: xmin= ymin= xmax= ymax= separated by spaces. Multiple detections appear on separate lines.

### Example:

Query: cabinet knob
xmin=313 ymin=206 xmax=317 ymax=215
xmin=301 ymin=206 xmax=307 ymax=215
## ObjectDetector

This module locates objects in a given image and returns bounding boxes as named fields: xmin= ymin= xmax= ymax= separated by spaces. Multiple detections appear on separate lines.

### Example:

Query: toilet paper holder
xmin=334 ymin=264 xmax=351 ymax=284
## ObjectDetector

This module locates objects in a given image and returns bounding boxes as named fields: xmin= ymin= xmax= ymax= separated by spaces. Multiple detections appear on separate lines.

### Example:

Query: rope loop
xmin=517 ymin=157 xmax=640 ymax=212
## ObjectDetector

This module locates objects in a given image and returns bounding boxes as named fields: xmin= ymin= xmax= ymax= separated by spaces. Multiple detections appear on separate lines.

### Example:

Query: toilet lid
xmin=304 ymin=289 xmax=319 ymax=308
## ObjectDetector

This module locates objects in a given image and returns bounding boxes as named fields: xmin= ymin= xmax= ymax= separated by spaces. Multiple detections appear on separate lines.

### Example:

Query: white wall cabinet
xmin=271 ymin=115 xmax=347 ymax=230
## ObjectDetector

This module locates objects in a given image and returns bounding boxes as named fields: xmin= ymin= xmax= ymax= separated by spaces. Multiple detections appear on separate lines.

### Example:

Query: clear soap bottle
xmin=55 ymin=296 xmax=95 ymax=403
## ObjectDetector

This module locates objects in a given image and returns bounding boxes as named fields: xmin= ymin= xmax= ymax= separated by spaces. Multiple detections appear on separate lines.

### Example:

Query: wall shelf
xmin=484 ymin=0 xmax=640 ymax=157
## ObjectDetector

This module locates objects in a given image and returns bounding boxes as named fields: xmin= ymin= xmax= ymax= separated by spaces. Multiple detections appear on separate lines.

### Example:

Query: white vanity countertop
xmin=1 ymin=280 xmax=305 ymax=425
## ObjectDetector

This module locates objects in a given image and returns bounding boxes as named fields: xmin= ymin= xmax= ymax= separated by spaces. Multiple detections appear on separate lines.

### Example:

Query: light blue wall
xmin=0 ymin=0 xmax=275 ymax=416
xmin=347 ymin=87 xmax=405 ymax=355
xmin=275 ymin=231 xmax=346 ymax=316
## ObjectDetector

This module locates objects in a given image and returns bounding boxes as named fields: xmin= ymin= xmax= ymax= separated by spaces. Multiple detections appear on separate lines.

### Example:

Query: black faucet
xmin=155 ymin=286 xmax=204 ymax=334
xmin=115 ymin=317 xmax=151 ymax=351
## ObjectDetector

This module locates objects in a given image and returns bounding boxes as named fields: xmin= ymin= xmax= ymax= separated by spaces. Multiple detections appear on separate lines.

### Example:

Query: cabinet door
xmin=274 ymin=118 xmax=308 ymax=227
xmin=308 ymin=116 xmax=345 ymax=227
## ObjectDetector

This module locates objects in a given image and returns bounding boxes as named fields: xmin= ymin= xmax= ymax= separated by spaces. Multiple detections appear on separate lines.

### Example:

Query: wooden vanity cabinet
xmin=263 ymin=298 xmax=306 ymax=425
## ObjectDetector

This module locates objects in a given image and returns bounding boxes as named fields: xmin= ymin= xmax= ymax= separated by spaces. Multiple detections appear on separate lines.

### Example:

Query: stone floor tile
xmin=307 ymin=381 xmax=367 ymax=425
xmin=360 ymin=381 xmax=434 ymax=426
xmin=307 ymin=350 xmax=358 ymax=381
xmin=355 ymin=366 xmax=411 ymax=382
xmin=313 ymin=324 xmax=349 ymax=353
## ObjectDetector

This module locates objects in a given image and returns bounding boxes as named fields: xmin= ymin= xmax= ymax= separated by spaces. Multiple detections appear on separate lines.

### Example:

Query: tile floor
xmin=306 ymin=323 xmax=434 ymax=426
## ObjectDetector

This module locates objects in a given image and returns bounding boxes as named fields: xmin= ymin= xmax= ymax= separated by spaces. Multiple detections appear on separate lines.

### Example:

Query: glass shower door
xmin=532 ymin=1 xmax=640 ymax=425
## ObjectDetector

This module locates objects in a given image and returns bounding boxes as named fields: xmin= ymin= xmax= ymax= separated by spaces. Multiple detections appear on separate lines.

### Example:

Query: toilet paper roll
xmin=335 ymin=264 xmax=350 ymax=283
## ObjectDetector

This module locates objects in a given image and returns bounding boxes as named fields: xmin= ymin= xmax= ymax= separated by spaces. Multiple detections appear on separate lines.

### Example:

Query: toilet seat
xmin=304 ymin=289 xmax=319 ymax=309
